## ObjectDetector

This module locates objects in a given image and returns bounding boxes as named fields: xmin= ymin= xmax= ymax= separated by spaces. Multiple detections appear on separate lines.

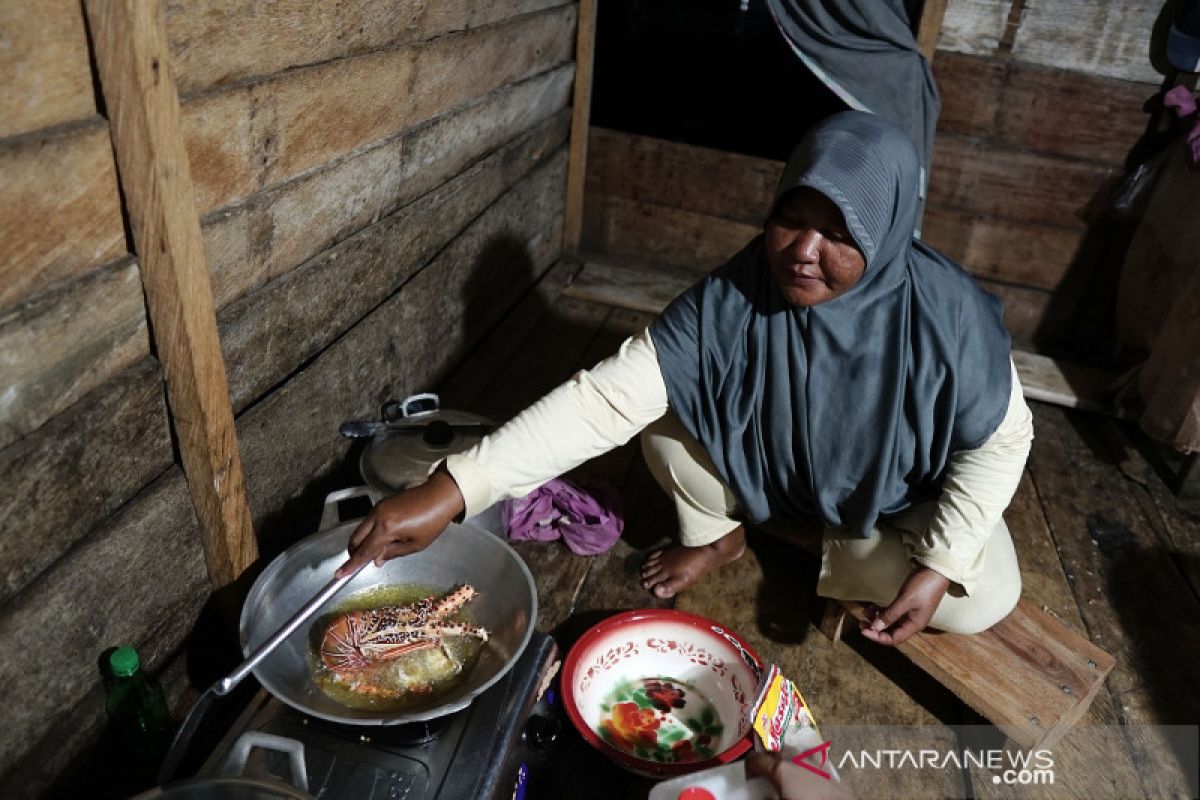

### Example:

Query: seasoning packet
xmin=749 ymin=664 xmax=838 ymax=781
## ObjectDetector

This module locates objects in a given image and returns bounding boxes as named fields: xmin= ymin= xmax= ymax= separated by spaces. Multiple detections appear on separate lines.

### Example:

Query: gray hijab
xmin=650 ymin=112 xmax=1011 ymax=535
xmin=764 ymin=0 xmax=940 ymax=214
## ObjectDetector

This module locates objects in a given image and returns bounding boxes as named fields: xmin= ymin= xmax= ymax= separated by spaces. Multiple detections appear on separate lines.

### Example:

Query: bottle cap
xmin=109 ymin=646 xmax=141 ymax=677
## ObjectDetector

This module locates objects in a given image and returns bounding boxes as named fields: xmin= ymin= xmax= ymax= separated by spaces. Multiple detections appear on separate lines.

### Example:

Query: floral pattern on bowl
xmin=598 ymin=677 xmax=726 ymax=764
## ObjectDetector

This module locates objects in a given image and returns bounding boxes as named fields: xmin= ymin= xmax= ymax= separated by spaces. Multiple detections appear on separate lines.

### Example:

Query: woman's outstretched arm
xmin=338 ymin=329 xmax=669 ymax=574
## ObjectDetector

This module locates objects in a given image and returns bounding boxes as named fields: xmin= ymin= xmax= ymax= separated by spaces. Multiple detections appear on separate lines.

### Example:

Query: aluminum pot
xmin=239 ymin=487 xmax=537 ymax=725
xmin=345 ymin=393 xmax=494 ymax=494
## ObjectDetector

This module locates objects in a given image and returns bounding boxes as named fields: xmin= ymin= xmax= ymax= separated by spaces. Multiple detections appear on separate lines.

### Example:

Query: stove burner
xmin=200 ymin=632 xmax=561 ymax=799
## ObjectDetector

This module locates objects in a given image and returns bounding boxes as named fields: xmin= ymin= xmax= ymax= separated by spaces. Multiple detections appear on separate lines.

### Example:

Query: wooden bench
xmin=819 ymin=598 xmax=1115 ymax=751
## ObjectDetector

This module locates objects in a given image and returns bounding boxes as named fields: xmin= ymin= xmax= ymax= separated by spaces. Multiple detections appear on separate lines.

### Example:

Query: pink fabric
xmin=1164 ymin=85 xmax=1200 ymax=164
xmin=503 ymin=478 xmax=624 ymax=555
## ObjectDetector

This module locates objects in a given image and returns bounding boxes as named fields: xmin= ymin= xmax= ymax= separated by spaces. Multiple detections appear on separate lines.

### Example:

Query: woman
xmin=337 ymin=112 xmax=1031 ymax=646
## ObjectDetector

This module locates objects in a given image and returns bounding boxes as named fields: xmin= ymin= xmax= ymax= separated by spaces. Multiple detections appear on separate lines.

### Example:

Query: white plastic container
xmin=648 ymin=761 xmax=779 ymax=800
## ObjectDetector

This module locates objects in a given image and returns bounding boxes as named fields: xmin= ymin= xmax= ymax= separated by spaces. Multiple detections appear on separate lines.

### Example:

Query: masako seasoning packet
xmin=750 ymin=664 xmax=839 ymax=781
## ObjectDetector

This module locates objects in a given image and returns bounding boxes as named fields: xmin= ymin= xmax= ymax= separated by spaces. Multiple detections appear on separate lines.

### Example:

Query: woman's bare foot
xmin=640 ymin=526 xmax=746 ymax=599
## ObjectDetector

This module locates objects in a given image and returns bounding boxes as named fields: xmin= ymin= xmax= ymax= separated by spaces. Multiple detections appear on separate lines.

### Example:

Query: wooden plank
xmin=585 ymin=128 xmax=779 ymax=227
xmin=932 ymin=51 xmax=1005 ymax=137
xmin=168 ymin=7 xmax=576 ymax=219
xmin=1026 ymin=404 xmax=1200 ymax=796
xmin=164 ymin=1 xmax=573 ymax=100
xmin=471 ymin=294 xmax=612 ymax=424
xmin=163 ymin=0 xmax=471 ymax=97
xmin=0 ymin=358 xmax=172 ymax=603
xmin=582 ymin=192 xmax=759 ymax=272
xmin=0 ymin=259 xmax=149 ymax=450
xmin=254 ymin=72 xmax=573 ymax=297
xmin=836 ymin=597 xmax=1114 ymax=751
xmin=1 ymin=39 xmax=572 ymax=315
xmin=200 ymin=73 xmax=570 ymax=313
xmin=563 ymin=258 xmax=695 ymax=313
xmin=438 ymin=258 xmax=585 ymax=411
xmin=0 ymin=0 xmax=96 ymax=139
xmin=937 ymin=0 xmax=1012 ymax=56
xmin=1012 ymin=351 xmax=1122 ymax=417
xmin=996 ymin=61 xmax=1152 ymax=164
xmin=0 ymin=122 xmax=127 ymax=311
xmin=263 ymin=7 xmax=575 ymax=190
xmin=180 ymin=85 xmax=256 ymax=215
xmin=916 ymin=0 xmax=951 ymax=61
xmin=1013 ymin=0 xmax=1163 ymax=85
xmin=471 ymin=0 xmax=569 ymax=27
xmin=85 ymin=0 xmax=257 ymax=589
xmin=0 ymin=471 xmax=209 ymax=782
xmin=973 ymin=279 xmax=1072 ymax=355
xmin=967 ymin=472 xmax=1144 ymax=798
xmin=922 ymin=205 xmax=1083 ymax=291
xmin=563 ymin=0 xmax=597 ymax=252
xmin=512 ymin=540 xmax=594 ymax=633
xmin=220 ymin=138 xmax=569 ymax=412
xmin=927 ymin=133 xmax=1118 ymax=230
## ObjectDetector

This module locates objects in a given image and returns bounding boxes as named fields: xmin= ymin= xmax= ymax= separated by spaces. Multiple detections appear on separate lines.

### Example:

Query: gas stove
xmin=199 ymin=632 xmax=562 ymax=799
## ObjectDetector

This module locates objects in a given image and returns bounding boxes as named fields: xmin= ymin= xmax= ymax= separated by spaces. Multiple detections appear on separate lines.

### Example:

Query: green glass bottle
xmin=104 ymin=646 xmax=174 ymax=765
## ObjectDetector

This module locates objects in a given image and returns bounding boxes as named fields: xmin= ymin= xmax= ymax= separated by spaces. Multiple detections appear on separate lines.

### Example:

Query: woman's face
xmin=764 ymin=187 xmax=866 ymax=306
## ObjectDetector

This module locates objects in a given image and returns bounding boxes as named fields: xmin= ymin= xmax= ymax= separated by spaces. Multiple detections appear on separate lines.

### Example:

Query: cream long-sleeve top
xmin=444 ymin=328 xmax=1033 ymax=596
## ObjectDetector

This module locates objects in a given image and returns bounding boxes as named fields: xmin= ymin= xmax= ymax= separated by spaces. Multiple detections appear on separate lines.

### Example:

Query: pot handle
xmin=319 ymin=486 xmax=381 ymax=532
xmin=226 ymin=732 xmax=309 ymax=792
xmin=382 ymin=392 xmax=440 ymax=421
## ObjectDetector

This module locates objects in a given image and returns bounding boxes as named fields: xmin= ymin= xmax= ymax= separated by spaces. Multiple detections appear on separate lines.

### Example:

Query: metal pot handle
xmin=382 ymin=392 xmax=440 ymax=421
xmin=319 ymin=486 xmax=380 ymax=532
xmin=225 ymin=732 xmax=309 ymax=792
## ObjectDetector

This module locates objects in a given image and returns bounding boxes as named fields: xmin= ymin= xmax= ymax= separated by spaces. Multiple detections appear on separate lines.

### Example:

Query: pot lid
xmin=356 ymin=394 xmax=494 ymax=492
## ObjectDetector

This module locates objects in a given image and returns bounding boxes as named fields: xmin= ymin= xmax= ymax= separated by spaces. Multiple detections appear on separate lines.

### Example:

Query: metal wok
xmin=239 ymin=487 xmax=537 ymax=725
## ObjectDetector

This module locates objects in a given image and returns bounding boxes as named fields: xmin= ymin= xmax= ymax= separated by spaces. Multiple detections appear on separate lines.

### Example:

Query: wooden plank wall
xmin=581 ymin=0 xmax=1160 ymax=358
xmin=0 ymin=1 xmax=578 ymax=793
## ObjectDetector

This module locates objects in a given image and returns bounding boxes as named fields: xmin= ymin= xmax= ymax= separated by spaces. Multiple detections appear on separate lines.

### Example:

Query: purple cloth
xmin=1164 ymin=85 xmax=1200 ymax=164
xmin=502 ymin=478 xmax=624 ymax=555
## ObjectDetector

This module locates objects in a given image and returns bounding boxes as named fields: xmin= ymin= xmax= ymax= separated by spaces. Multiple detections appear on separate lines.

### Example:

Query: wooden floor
xmin=439 ymin=256 xmax=1200 ymax=799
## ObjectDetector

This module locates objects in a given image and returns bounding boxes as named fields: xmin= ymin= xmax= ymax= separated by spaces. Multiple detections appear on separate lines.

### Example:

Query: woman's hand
xmin=746 ymin=752 xmax=855 ymax=800
xmin=334 ymin=470 xmax=466 ymax=578
xmin=859 ymin=565 xmax=950 ymax=646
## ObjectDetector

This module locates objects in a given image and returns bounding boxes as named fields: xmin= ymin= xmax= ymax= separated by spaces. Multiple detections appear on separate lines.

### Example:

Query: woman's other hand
xmin=334 ymin=470 xmax=466 ymax=578
xmin=746 ymin=752 xmax=855 ymax=800
xmin=859 ymin=565 xmax=950 ymax=646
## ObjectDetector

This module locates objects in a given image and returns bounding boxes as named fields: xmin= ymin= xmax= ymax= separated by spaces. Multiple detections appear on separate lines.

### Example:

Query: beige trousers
xmin=640 ymin=411 xmax=1021 ymax=634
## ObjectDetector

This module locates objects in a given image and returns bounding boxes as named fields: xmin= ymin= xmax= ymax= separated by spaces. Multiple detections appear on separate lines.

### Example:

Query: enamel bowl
xmin=561 ymin=609 xmax=764 ymax=778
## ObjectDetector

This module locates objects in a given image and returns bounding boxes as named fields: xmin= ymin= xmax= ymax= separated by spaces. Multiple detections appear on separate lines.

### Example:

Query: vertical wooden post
xmin=563 ymin=0 xmax=598 ymax=253
xmin=83 ymin=0 xmax=258 ymax=589
xmin=916 ymin=0 xmax=949 ymax=62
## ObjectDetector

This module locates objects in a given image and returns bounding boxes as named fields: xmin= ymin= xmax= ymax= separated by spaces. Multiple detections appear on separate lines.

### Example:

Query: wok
xmin=239 ymin=487 xmax=537 ymax=725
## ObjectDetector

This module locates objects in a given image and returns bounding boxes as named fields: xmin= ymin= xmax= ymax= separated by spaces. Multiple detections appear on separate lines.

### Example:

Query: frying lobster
xmin=319 ymin=584 xmax=489 ymax=677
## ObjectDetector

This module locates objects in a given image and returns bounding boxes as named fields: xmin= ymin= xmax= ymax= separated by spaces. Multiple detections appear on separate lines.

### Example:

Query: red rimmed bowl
xmin=561 ymin=609 xmax=764 ymax=778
